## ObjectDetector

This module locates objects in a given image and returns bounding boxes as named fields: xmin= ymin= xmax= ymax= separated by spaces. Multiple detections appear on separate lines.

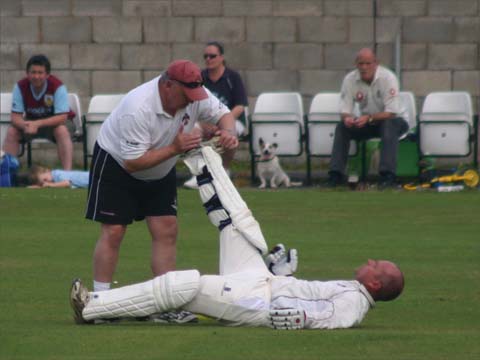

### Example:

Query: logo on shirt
xmin=355 ymin=91 xmax=364 ymax=102
xmin=221 ymin=282 xmax=231 ymax=295
xmin=125 ymin=140 xmax=140 ymax=146
xmin=182 ymin=113 xmax=190 ymax=126
xmin=389 ymin=88 xmax=396 ymax=96
xmin=44 ymin=95 xmax=54 ymax=107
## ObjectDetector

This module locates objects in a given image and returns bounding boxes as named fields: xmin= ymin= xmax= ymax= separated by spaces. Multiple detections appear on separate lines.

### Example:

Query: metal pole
xmin=373 ymin=0 xmax=377 ymax=52
xmin=395 ymin=31 xmax=402 ymax=88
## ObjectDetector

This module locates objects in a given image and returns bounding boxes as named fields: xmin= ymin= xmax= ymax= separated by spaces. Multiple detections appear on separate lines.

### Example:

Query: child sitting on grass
xmin=28 ymin=165 xmax=89 ymax=189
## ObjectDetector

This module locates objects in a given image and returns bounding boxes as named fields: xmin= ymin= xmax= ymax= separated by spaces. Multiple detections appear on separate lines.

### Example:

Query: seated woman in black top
xmin=184 ymin=42 xmax=248 ymax=189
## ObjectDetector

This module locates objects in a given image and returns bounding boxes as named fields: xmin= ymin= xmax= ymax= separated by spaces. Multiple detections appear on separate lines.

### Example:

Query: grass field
xmin=1 ymin=187 xmax=479 ymax=360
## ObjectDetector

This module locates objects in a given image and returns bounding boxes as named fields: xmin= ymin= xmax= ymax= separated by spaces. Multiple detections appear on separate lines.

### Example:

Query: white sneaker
xmin=70 ymin=279 xmax=92 ymax=324
xmin=183 ymin=176 xmax=199 ymax=189
xmin=348 ymin=174 xmax=359 ymax=184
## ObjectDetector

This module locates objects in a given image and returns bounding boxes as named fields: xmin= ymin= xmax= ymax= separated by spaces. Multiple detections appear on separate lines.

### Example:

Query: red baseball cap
xmin=166 ymin=60 xmax=208 ymax=102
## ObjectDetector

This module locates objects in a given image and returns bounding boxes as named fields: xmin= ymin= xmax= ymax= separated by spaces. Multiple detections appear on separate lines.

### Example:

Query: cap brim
xmin=183 ymin=86 xmax=208 ymax=102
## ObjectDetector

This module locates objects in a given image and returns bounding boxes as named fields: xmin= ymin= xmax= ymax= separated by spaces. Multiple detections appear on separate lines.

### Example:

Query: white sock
xmin=94 ymin=280 xmax=111 ymax=292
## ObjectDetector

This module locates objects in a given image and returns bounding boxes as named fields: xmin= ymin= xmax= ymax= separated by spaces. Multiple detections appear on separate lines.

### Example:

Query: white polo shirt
xmin=97 ymin=75 xmax=230 ymax=180
xmin=339 ymin=65 xmax=408 ymax=124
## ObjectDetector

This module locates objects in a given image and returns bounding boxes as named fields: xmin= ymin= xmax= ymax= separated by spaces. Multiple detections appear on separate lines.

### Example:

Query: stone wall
xmin=1 ymin=0 xmax=479 ymax=110
xmin=1 ymin=0 xmax=479 ymax=168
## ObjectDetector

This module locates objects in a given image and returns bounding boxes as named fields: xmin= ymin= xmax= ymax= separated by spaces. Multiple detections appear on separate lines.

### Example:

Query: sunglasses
xmin=172 ymin=78 xmax=203 ymax=89
xmin=203 ymin=54 xmax=218 ymax=60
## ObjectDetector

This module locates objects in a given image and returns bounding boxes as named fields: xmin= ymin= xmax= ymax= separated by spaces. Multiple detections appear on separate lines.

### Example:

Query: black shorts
xmin=85 ymin=143 xmax=177 ymax=225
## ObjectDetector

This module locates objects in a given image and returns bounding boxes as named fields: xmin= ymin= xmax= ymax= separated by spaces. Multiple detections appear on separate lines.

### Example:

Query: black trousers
xmin=329 ymin=117 xmax=408 ymax=175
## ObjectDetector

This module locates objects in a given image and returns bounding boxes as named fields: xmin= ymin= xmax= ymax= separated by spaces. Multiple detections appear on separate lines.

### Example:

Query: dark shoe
xmin=326 ymin=171 xmax=344 ymax=188
xmin=150 ymin=310 xmax=198 ymax=324
xmin=378 ymin=172 xmax=397 ymax=189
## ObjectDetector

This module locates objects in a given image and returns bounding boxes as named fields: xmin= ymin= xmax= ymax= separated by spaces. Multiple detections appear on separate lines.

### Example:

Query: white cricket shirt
xmin=97 ymin=75 xmax=229 ymax=180
xmin=339 ymin=65 xmax=408 ymax=124
xmin=270 ymin=277 xmax=375 ymax=329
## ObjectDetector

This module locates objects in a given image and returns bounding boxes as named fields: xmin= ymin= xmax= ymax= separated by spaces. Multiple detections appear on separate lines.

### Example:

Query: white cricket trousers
xmin=184 ymin=225 xmax=273 ymax=327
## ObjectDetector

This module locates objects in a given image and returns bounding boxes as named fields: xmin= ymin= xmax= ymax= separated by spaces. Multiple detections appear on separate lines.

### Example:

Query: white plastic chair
xmin=306 ymin=93 xmax=358 ymax=157
xmin=419 ymin=92 xmax=473 ymax=157
xmin=305 ymin=93 xmax=359 ymax=183
xmin=83 ymin=94 xmax=124 ymax=167
xmin=248 ymin=92 xmax=305 ymax=183
xmin=68 ymin=93 xmax=83 ymax=137
xmin=399 ymin=91 xmax=417 ymax=138
xmin=250 ymin=92 xmax=304 ymax=155
xmin=0 ymin=93 xmax=13 ymax=151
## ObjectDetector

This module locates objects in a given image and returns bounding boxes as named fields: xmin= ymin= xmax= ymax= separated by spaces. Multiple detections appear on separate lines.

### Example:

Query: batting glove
xmin=265 ymin=244 xmax=298 ymax=276
xmin=269 ymin=308 xmax=306 ymax=330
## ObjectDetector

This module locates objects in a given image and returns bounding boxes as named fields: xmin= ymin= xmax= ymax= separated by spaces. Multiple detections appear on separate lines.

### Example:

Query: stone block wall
xmin=1 ymin=0 xmax=479 ymax=109
xmin=1 ymin=0 xmax=479 ymax=168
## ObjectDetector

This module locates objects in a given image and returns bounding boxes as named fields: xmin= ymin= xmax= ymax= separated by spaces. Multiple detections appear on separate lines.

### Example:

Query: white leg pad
xmin=153 ymin=270 xmax=201 ymax=311
xmin=183 ymin=152 xmax=206 ymax=176
xmin=83 ymin=279 xmax=158 ymax=321
xmin=230 ymin=209 xmax=266 ymax=255
xmin=185 ymin=151 xmax=232 ymax=228
xmin=83 ymin=270 xmax=200 ymax=321
xmin=199 ymin=181 xmax=231 ymax=228
xmin=201 ymin=147 xmax=267 ymax=255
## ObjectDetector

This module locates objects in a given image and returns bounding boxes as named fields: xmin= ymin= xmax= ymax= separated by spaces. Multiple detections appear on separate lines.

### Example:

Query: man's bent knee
xmin=158 ymin=217 xmax=178 ymax=237
xmin=153 ymin=270 xmax=200 ymax=311
xmin=5 ymin=126 xmax=22 ymax=141
xmin=53 ymin=124 xmax=71 ymax=140
xmin=100 ymin=224 xmax=126 ymax=246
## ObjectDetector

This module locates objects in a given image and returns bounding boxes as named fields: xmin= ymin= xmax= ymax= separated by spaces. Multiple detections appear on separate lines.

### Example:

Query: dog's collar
xmin=257 ymin=157 xmax=275 ymax=163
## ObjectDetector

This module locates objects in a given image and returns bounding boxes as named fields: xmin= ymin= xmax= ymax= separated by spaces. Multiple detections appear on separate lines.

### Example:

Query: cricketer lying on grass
xmin=71 ymin=142 xmax=403 ymax=329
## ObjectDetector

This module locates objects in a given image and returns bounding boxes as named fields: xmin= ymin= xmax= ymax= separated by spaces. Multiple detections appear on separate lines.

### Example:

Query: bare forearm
xmin=44 ymin=180 xmax=71 ymax=188
xmin=230 ymin=105 xmax=244 ymax=120
xmin=369 ymin=112 xmax=396 ymax=122
xmin=217 ymin=113 xmax=236 ymax=134
xmin=11 ymin=113 xmax=26 ymax=129
xmin=342 ymin=112 xmax=395 ymax=122
xmin=123 ymin=145 xmax=177 ymax=173
xmin=34 ymin=113 xmax=68 ymax=128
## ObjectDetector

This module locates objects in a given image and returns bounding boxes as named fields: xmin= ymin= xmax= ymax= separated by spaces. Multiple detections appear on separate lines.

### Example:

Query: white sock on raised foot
xmin=93 ymin=280 xmax=111 ymax=292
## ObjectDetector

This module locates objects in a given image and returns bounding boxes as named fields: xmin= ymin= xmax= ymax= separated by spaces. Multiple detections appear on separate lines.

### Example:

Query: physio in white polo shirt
xmin=328 ymin=48 xmax=408 ymax=188
xmin=85 ymin=60 xmax=238 ymax=317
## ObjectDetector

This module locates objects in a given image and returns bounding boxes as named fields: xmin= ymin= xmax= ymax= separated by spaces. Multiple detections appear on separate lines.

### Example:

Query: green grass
xmin=0 ymin=188 xmax=479 ymax=360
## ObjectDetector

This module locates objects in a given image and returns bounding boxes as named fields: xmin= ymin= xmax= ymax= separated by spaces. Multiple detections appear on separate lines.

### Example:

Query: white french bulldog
xmin=257 ymin=137 xmax=299 ymax=189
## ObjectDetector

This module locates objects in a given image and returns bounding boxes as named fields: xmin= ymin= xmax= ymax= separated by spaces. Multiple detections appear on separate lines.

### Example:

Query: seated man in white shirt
xmin=328 ymin=48 xmax=409 ymax=188
xmin=70 ymin=141 xmax=404 ymax=330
